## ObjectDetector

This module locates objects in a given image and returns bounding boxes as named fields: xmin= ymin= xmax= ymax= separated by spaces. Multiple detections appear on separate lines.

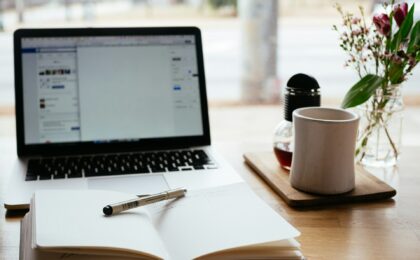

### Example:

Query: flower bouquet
xmin=334 ymin=1 xmax=420 ymax=167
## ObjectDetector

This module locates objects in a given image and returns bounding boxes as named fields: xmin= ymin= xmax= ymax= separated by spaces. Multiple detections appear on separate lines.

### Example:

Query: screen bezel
xmin=14 ymin=27 xmax=211 ymax=157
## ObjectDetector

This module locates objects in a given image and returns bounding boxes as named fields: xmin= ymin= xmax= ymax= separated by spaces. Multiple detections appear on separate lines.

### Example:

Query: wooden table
xmin=1 ymin=106 xmax=420 ymax=259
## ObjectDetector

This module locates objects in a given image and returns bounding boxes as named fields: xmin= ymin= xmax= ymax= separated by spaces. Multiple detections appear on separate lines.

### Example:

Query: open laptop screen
xmin=14 ymin=28 xmax=210 ymax=156
xmin=22 ymin=35 xmax=203 ymax=144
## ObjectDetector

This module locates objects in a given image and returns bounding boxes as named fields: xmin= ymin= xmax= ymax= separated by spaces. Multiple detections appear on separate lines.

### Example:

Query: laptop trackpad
xmin=87 ymin=175 xmax=169 ymax=195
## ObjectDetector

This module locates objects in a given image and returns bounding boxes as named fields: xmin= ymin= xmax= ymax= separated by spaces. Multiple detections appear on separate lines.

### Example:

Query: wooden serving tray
xmin=244 ymin=152 xmax=397 ymax=207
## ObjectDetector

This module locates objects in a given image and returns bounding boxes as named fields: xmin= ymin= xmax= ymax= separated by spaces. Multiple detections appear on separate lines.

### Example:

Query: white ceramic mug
xmin=290 ymin=107 xmax=359 ymax=195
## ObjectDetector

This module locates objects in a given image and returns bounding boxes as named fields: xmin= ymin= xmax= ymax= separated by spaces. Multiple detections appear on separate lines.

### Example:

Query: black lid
xmin=284 ymin=73 xmax=321 ymax=121
xmin=103 ymin=206 xmax=113 ymax=216
xmin=286 ymin=73 xmax=320 ymax=90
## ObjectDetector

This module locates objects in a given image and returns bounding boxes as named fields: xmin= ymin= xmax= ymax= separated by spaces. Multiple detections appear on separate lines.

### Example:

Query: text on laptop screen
xmin=21 ymin=35 xmax=203 ymax=145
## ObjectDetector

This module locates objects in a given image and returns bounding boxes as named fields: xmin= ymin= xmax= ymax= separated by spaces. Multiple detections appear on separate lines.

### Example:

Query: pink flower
xmin=394 ymin=3 xmax=408 ymax=27
xmin=373 ymin=14 xmax=391 ymax=36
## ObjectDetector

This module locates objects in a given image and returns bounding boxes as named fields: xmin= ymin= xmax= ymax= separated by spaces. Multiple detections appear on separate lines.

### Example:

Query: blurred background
xmin=0 ymin=0 xmax=419 ymax=112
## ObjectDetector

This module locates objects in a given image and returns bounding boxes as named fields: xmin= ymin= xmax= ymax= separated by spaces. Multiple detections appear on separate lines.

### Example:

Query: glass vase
xmin=355 ymin=85 xmax=404 ymax=167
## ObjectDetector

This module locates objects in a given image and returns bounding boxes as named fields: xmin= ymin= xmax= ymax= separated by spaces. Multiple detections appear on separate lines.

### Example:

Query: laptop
xmin=4 ymin=27 xmax=243 ymax=210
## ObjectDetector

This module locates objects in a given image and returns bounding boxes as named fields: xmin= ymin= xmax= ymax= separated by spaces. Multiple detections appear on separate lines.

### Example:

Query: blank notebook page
xmin=146 ymin=183 xmax=300 ymax=259
xmin=33 ymin=190 xmax=168 ymax=259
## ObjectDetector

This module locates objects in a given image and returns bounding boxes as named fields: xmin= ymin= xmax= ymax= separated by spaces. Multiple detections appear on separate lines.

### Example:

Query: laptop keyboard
xmin=25 ymin=149 xmax=218 ymax=181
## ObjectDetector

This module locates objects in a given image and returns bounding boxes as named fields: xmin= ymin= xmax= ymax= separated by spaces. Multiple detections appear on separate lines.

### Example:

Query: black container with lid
xmin=273 ymin=73 xmax=321 ymax=170
xmin=284 ymin=73 xmax=321 ymax=122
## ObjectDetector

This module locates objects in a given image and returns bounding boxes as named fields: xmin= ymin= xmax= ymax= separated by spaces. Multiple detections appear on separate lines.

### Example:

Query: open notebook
xmin=20 ymin=183 xmax=304 ymax=260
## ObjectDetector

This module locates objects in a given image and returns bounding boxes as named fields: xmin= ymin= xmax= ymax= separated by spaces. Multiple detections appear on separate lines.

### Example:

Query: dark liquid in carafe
xmin=274 ymin=147 xmax=292 ymax=171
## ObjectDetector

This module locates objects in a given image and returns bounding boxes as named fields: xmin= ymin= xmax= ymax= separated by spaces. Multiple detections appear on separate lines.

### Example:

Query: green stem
xmin=380 ymin=116 xmax=399 ymax=157
xmin=356 ymin=87 xmax=400 ymax=163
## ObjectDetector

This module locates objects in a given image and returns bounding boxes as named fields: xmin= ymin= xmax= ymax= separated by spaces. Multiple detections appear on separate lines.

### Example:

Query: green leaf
xmin=390 ymin=33 xmax=401 ymax=51
xmin=391 ymin=4 xmax=415 ymax=51
xmin=408 ymin=20 xmax=420 ymax=53
xmin=399 ymin=4 xmax=415 ymax=39
xmin=341 ymin=74 xmax=384 ymax=108
xmin=389 ymin=62 xmax=405 ymax=84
